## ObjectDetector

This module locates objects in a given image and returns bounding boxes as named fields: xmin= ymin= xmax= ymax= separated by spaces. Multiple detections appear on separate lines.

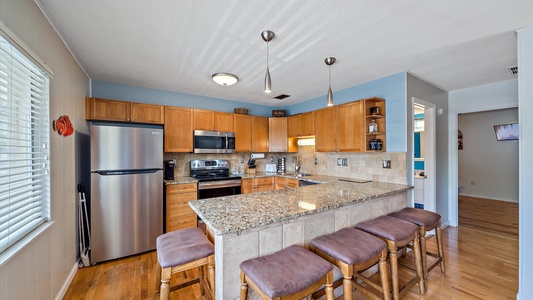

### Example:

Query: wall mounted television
xmin=494 ymin=123 xmax=519 ymax=141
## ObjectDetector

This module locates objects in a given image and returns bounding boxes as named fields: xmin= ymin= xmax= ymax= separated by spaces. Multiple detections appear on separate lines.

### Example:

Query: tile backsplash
xmin=164 ymin=146 xmax=407 ymax=184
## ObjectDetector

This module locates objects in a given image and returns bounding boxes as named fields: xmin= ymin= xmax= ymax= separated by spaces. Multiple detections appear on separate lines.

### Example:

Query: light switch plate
xmin=382 ymin=160 xmax=391 ymax=168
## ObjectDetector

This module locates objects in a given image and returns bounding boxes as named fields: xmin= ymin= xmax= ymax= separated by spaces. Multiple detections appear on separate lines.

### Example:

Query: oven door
xmin=197 ymin=179 xmax=242 ymax=199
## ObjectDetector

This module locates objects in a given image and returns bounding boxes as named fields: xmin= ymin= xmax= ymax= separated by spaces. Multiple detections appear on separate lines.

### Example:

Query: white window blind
xmin=0 ymin=34 xmax=50 ymax=254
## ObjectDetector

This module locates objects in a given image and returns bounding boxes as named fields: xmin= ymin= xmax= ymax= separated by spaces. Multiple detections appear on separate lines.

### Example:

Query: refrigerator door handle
xmin=94 ymin=168 xmax=162 ymax=175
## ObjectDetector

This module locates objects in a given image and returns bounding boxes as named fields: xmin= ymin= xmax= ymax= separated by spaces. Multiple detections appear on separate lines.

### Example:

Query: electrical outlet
xmin=342 ymin=158 xmax=348 ymax=166
xmin=471 ymin=181 xmax=475 ymax=185
xmin=337 ymin=158 xmax=342 ymax=166
xmin=382 ymin=160 xmax=391 ymax=169
xmin=270 ymin=157 xmax=274 ymax=162
xmin=240 ymin=156 xmax=244 ymax=163
xmin=314 ymin=158 xmax=318 ymax=165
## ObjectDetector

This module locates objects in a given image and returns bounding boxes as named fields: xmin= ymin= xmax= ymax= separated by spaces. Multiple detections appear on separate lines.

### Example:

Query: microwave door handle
xmin=225 ymin=133 xmax=228 ymax=153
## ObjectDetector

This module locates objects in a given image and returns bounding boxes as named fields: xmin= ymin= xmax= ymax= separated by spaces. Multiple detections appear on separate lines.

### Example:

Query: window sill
xmin=0 ymin=221 xmax=55 ymax=267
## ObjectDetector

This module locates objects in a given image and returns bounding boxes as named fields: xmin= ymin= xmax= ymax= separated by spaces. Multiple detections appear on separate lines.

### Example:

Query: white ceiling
xmin=36 ymin=0 xmax=533 ymax=107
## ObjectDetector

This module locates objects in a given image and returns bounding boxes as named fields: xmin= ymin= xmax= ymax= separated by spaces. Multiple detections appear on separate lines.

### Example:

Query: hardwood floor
xmin=459 ymin=195 xmax=519 ymax=237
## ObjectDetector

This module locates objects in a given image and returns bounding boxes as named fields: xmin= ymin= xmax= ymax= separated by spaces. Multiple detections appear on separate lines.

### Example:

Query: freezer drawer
xmin=90 ymin=170 xmax=163 ymax=263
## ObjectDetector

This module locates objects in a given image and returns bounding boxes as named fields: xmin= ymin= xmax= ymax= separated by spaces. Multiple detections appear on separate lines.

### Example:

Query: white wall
xmin=0 ymin=1 xmax=90 ymax=299
xmin=517 ymin=26 xmax=533 ymax=300
xmin=458 ymin=108 xmax=519 ymax=202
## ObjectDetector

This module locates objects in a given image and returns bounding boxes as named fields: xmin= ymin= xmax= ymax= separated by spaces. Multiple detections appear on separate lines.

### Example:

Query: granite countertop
xmin=189 ymin=175 xmax=411 ymax=236
xmin=164 ymin=176 xmax=198 ymax=185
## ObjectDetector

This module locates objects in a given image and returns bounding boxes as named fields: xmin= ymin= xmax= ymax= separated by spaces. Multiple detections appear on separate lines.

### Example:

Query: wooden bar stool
xmin=388 ymin=207 xmax=445 ymax=277
xmin=156 ymin=228 xmax=215 ymax=300
xmin=239 ymin=245 xmax=335 ymax=300
xmin=310 ymin=227 xmax=391 ymax=300
xmin=356 ymin=215 xmax=425 ymax=300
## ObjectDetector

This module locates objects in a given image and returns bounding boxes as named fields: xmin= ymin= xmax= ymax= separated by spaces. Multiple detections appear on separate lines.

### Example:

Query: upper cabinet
xmin=234 ymin=114 xmax=252 ymax=152
xmin=164 ymin=107 xmax=193 ymax=152
xmin=363 ymin=97 xmax=386 ymax=152
xmin=287 ymin=115 xmax=300 ymax=138
xmin=86 ymin=98 xmax=164 ymax=124
xmin=193 ymin=109 xmax=234 ymax=132
xmin=252 ymin=116 xmax=269 ymax=152
xmin=287 ymin=111 xmax=314 ymax=138
xmin=269 ymin=117 xmax=297 ymax=153
xmin=314 ymin=107 xmax=337 ymax=152
xmin=337 ymin=101 xmax=364 ymax=152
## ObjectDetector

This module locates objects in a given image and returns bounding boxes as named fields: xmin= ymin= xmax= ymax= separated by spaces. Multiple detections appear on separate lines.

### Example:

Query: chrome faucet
xmin=295 ymin=160 xmax=301 ymax=174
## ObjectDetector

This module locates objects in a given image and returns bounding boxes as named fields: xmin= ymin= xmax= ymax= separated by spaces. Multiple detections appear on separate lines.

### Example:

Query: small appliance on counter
xmin=277 ymin=157 xmax=286 ymax=174
xmin=164 ymin=159 xmax=176 ymax=180
xmin=265 ymin=163 xmax=277 ymax=173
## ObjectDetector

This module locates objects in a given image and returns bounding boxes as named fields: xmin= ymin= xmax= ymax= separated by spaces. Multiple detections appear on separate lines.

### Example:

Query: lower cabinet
xmin=275 ymin=177 xmax=299 ymax=190
xmin=166 ymin=183 xmax=197 ymax=232
xmin=241 ymin=177 xmax=275 ymax=194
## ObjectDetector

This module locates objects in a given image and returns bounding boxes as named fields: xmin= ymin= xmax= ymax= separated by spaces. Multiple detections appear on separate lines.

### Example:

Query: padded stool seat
xmin=156 ymin=228 xmax=215 ymax=300
xmin=356 ymin=215 xmax=425 ymax=300
xmin=388 ymin=207 xmax=445 ymax=276
xmin=239 ymin=245 xmax=335 ymax=300
xmin=310 ymin=228 xmax=391 ymax=300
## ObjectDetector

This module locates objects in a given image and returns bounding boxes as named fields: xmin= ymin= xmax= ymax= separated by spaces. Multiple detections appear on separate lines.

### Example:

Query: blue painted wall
xmin=91 ymin=80 xmax=279 ymax=117
xmin=92 ymin=72 xmax=408 ymax=151
xmin=285 ymin=72 xmax=407 ymax=152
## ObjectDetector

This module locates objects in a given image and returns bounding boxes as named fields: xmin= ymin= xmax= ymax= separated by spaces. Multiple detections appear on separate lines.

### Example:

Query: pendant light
xmin=325 ymin=57 xmax=336 ymax=106
xmin=261 ymin=30 xmax=275 ymax=93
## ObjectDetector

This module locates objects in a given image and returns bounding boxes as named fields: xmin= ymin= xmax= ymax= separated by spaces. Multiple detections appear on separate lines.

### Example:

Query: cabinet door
xmin=287 ymin=178 xmax=300 ymax=188
xmin=314 ymin=107 xmax=337 ymax=152
xmin=234 ymin=114 xmax=252 ymax=152
xmin=86 ymin=98 xmax=130 ymax=121
xmin=337 ymin=101 xmax=364 ymax=152
xmin=269 ymin=117 xmax=288 ymax=152
xmin=241 ymin=178 xmax=253 ymax=194
xmin=166 ymin=183 xmax=198 ymax=232
xmin=252 ymin=116 xmax=269 ymax=152
xmin=287 ymin=115 xmax=300 ymax=138
xmin=255 ymin=177 xmax=274 ymax=192
xmin=193 ymin=109 xmax=215 ymax=130
xmin=214 ymin=112 xmax=234 ymax=132
xmin=130 ymin=103 xmax=165 ymax=124
xmin=164 ymin=107 xmax=193 ymax=152
xmin=300 ymin=111 xmax=315 ymax=136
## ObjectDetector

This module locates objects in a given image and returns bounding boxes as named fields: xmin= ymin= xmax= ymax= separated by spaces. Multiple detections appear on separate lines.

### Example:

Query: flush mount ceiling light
xmin=261 ymin=30 xmax=275 ymax=93
xmin=325 ymin=57 xmax=336 ymax=107
xmin=212 ymin=73 xmax=239 ymax=86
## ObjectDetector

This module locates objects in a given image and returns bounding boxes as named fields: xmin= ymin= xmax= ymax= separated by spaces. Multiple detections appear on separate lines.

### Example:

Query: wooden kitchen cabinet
xmin=337 ymin=100 xmax=365 ymax=152
xmin=252 ymin=116 xmax=269 ymax=152
xmin=287 ymin=115 xmax=300 ymax=138
xmin=85 ymin=97 xmax=164 ymax=124
xmin=269 ymin=117 xmax=297 ymax=152
xmin=314 ymin=106 xmax=337 ymax=152
xmin=300 ymin=111 xmax=315 ymax=136
xmin=364 ymin=97 xmax=386 ymax=152
xmin=234 ymin=114 xmax=252 ymax=152
xmin=193 ymin=109 xmax=215 ymax=130
xmin=241 ymin=177 xmax=275 ymax=194
xmin=165 ymin=183 xmax=197 ymax=232
xmin=193 ymin=109 xmax=234 ymax=132
xmin=275 ymin=177 xmax=299 ymax=190
xmin=164 ymin=106 xmax=193 ymax=152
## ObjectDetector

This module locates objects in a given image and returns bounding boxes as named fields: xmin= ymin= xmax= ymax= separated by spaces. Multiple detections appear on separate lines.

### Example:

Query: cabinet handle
xmin=178 ymin=221 xmax=186 ymax=224
xmin=178 ymin=202 xmax=186 ymax=205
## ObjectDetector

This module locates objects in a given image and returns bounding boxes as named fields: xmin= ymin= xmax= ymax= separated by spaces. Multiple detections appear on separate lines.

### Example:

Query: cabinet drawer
xmin=167 ymin=214 xmax=197 ymax=232
xmin=255 ymin=177 xmax=274 ymax=186
xmin=166 ymin=183 xmax=197 ymax=194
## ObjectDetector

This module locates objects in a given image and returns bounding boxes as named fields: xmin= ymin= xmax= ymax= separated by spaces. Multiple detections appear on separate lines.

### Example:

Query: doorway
xmin=412 ymin=98 xmax=436 ymax=213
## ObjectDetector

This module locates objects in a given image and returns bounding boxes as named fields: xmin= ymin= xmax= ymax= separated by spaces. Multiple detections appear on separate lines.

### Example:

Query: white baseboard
xmin=55 ymin=262 xmax=78 ymax=300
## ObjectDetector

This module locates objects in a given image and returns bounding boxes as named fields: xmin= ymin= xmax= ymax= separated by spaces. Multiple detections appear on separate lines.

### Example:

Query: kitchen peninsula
xmin=188 ymin=174 xmax=411 ymax=299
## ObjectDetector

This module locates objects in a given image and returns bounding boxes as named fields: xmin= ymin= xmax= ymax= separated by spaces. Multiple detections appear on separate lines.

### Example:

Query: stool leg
xmin=436 ymin=222 xmax=446 ymax=274
xmin=341 ymin=264 xmax=353 ymax=300
xmin=324 ymin=270 xmax=335 ymax=300
xmin=412 ymin=234 xmax=426 ymax=294
xmin=198 ymin=264 xmax=205 ymax=296
xmin=160 ymin=267 xmax=171 ymax=300
xmin=155 ymin=263 xmax=161 ymax=294
xmin=378 ymin=249 xmax=391 ymax=300
xmin=419 ymin=228 xmax=428 ymax=278
xmin=388 ymin=247 xmax=399 ymax=300
xmin=208 ymin=255 xmax=215 ymax=298
xmin=240 ymin=270 xmax=248 ymax=300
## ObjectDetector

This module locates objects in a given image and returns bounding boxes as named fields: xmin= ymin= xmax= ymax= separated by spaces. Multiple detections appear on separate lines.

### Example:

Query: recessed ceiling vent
xmin=506 ymin=65 xmax=518 ymax=76
xmin=274 ymin=94 xmax=290 ymax=100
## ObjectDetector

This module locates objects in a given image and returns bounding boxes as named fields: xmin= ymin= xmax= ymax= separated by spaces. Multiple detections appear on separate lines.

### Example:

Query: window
xmin=0 ymin=34 xmax=51 ymax=255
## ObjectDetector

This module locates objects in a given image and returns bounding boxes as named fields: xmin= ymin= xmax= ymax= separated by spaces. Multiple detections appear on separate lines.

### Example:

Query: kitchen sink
xmin=297 ymin=173 xmax=312 ymax=177
xmin=338 ymin=178 xmax=372 ymax=183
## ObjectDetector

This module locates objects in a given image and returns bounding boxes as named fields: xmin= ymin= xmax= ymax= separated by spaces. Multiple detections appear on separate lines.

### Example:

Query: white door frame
xmin=413 ymin=98 xmax=436 ymax=212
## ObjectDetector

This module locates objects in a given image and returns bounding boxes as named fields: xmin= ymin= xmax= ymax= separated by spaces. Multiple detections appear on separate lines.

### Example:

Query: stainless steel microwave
xmin=193 ymin=130 xmax=236 ymax=153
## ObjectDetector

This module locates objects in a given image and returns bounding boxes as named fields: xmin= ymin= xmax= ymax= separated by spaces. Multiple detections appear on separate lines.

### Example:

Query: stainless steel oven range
xmin=190 ymin=159 xmax=241 ymax=199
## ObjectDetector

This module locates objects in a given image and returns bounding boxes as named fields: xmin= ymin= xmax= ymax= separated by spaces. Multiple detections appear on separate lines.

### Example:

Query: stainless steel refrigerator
xmin=90 ymin=122 xmax=163 ymax=263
